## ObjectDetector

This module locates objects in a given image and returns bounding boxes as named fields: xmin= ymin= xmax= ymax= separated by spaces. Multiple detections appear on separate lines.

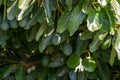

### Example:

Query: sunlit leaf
xmin=68 ymin=5 xmax=86 ymax=36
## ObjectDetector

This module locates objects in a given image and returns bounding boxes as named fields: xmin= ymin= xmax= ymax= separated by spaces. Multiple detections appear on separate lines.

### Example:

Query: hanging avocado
xmin=9 ymin=18 xmax=18 ymax=29
xmin=18 ymin=16 xmax=28 ymax=28
xmin=51 ymin=33 xmax=61 ymax=46
xmin=0 ymin=20 xmax=9 ymax=31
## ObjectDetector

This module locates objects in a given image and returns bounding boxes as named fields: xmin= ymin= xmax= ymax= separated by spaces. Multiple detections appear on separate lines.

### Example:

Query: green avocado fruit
xmin=10 ymin=18 xmax=18 ymax=29
xmin=0 ymin=20 xmax=9 ymax=31
xmin=51 ymin=33 xmax=61 ymax=46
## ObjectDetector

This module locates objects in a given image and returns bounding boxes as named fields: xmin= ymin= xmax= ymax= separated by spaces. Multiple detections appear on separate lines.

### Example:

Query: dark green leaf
xmin=68 ymin=5 xmax=86 ymax=36
xmin=7 ymin=0 xmax=19 ymax=20
xmin=67 ymin=54 xmax=80 ymax=68
xmin=57 ymin=12 xmax=71 ymax=33
xmin=26 ymin=26 xmax=38 ymax=42
xmin=104 ymin=6 xmax=115 ymax=35
xmin=82 ymin=57 xmax=97 ymax=72
xmin=78 ymin=71 xmax=88 ymax=80
xmin=0 ymin=31 xmax=7 ymax=47
xmin=82 ymin=0 xmax=93 ymax=14
xmin=109 ymin=48 xmax=117 ymax=66
xmin=89 ymin=31 xmax=107 ymax=52
xmin=80 ymin=30 xmax=95 ymax=40
xmin=87 ymin=11 xmax=103 ymax=32
xmin=35 ymin=23 xmax=47 ymax=41
xmin=95 ymin=58 xmax=110 ymax=80
xmin=25 ymin=8 xmax=41 ymax=29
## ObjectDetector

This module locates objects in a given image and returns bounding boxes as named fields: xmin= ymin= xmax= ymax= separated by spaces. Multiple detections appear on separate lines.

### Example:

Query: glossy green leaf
xmin=67 ymin=54 xmax=80 ymax=68
xmin=43 ymin=0 xmax=52 ymax=23
xmin=18 ymin=0 xmax=32 ymax=20
xmin=7 ymin=0 xmax=19 ymax=20
xmin=102 ymin=35 xmax=112 ymax=49
xmin=39 ymin=35 xmax=52 ymax=52
xmin=35 ymin=23 xmax=47 ymax=41
xmin=100 ymin=10 xmax=110 ymax=33
xmin=37 ymin=7 xmax=46 ymax=23
xmin=82 ymin=0 xmax=93 ymax=14
xmin=109 ymin=47 xmax=117 ymax=66
xmin=26 ymin=26 xmax=38 ymax=42
xmin=89 ymin=31 xmax=101 ymax=52
xmin=57 ymin=12 xmax=71 ymax=33
xmin=15 ymin=66 xmax=25 ymax=80
xmin=25 ymin=8 xmax=41 ymax=29
xmin=82 ymin=57 xmax=97 ymax=72
xmin=87 ymin=11 xmax=103 ymax=32
xmin=68 ymin=4 xmax=86 ymax=36
xmin=89 ymin=31 xmax=107 ymax=52
xmin=80 ymin=30 xmax=95 ymax=40
xmin=18 ymin=0 xmax=35 ymax=20
xmin=104 ymin=6 xmax=115 ymax=35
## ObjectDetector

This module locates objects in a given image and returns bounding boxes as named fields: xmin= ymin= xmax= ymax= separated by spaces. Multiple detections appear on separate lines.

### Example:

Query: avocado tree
xmin=0 ymin=0 xmax=120 ymax=80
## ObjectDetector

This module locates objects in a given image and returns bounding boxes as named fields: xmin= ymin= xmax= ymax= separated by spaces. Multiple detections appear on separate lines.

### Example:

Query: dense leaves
xmin=0 ymin=0 xmax=120 ymax=80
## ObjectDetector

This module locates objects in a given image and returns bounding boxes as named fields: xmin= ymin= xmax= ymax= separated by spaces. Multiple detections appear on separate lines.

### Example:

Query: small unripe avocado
xmin=63 ymin=43 xmax=72 ymax=56
xmin=18 ymin=16 xmax=28 ymax=28
xmin=0 ymin=20 xmax=9 ymax=31
xmin=10 ymin=18 xmax=18 ymax=29
xmin=51 ymin=33 xmax=61 ymax=46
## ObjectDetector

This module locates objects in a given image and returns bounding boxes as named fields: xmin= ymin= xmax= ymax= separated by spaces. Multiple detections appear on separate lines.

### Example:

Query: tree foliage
xmin=0 ymin=0 xmax=120 ymax=80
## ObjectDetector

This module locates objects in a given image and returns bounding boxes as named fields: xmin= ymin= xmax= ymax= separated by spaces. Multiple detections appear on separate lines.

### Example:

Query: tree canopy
xmin=0 ymin=0 xmax=120 ymax=80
